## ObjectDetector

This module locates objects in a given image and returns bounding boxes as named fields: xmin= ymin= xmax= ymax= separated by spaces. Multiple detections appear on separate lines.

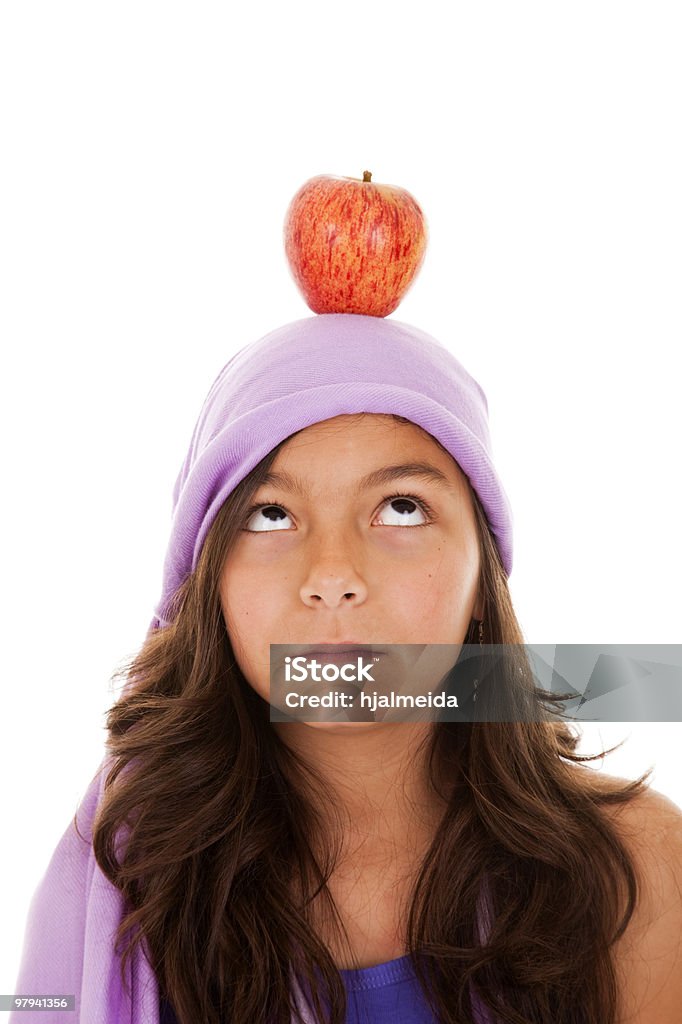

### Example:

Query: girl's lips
xmin=299 ymin=643 xmax=382 ymax=658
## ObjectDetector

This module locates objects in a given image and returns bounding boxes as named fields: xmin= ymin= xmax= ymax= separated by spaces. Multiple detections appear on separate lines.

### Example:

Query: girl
xmin=12 ymin=313 xmax=682 ymax=1023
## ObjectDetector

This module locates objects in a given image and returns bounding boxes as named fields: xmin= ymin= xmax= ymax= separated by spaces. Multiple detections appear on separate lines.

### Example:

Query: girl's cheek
xmin=231 ymin=532 xmax=299 ymax=565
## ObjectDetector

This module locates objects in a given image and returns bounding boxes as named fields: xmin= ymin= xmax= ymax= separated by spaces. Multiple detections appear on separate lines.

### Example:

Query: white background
xmin=1 ymin=0 xmax=680 ymax=997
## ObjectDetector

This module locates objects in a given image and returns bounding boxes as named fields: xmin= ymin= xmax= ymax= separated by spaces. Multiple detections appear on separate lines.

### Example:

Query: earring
xmin=473 ymin=620 xmax=483 ymax=702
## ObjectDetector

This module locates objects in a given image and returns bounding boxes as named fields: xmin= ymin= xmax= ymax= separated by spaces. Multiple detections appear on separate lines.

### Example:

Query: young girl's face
xmin=219 ymin=414 xmax=484 ymax=723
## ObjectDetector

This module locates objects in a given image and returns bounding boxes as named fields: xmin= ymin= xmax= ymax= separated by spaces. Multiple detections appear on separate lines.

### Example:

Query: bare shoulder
xmin=585 ymin=773 xmax=682 ymax=1023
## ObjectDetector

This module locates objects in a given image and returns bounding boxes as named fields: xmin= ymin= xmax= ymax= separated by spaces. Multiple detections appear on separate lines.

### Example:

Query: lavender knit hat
xmin=149 ymin=313 xmax=513 ymax=633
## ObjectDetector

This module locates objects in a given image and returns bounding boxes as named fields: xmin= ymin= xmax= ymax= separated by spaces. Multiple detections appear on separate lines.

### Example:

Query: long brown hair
xmin=91 ymin=414 xmax=652 ymax=1023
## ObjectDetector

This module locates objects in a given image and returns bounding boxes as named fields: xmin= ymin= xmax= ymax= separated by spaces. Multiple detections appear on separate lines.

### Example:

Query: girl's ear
xmin=473 ymin=595 xmax=485 ymax=622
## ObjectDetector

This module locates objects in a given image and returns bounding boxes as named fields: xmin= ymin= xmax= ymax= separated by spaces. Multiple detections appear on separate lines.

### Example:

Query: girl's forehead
xmin=273 ymin=414 xmax=467 ymax=488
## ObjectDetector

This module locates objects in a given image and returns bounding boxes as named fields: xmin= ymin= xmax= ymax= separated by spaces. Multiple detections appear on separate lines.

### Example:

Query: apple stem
xmin=362 ymin=170 xmax=372 ymax=182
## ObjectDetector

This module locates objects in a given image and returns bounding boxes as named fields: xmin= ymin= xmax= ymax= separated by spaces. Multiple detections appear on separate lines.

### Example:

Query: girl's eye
xmin=374 ymin=493 xmax=434 ymax=528
xmin=242 ymin=503 xmax=292 ymax=533
xmin=241 ymin=492 xmax=435 ymax=533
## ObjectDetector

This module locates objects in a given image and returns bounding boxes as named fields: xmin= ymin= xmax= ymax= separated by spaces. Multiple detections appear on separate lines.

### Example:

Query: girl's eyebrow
xmin=259 ymin=462 xmax=456 ymax=499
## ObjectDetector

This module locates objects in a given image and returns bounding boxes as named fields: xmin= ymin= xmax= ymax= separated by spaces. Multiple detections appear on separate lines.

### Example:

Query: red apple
xmin=283 ymin=170 xmax=428 ymax=318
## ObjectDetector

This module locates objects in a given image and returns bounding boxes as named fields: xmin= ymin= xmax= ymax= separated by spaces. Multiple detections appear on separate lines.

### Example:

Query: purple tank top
xmin=339 ymin=952 xmax=443 ymax=1022
xmin=298 ymin=950 xmax=494 ymax=1024
xmin=160 ymin=953 xmax=493 ymax=1023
